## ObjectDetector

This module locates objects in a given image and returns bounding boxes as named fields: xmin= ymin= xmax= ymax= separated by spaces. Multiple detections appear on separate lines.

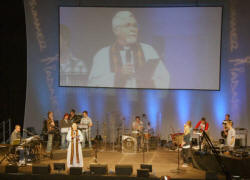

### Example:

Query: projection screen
xmin=59 ymin=7 xmax=222 ymax=90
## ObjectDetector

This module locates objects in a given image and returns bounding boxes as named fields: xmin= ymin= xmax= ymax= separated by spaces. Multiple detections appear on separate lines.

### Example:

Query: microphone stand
xmin=170 ymin=134 xmax=185 ymax=174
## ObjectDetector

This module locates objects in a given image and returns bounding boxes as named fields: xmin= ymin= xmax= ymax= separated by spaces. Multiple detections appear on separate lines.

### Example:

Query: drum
xmin=171 ymin=133 xmax=184 ymax=146
xmin=122 ymin=135 xmax=137 ymax=153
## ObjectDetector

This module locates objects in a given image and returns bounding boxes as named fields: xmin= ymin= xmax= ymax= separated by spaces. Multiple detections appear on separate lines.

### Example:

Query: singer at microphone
xmin=66 ymin=123 xmax=84 ymax=168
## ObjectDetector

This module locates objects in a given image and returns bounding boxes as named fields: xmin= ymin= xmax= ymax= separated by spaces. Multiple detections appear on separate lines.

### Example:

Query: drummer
xmin=60 ymin=113 xmax=72 ymax=149
xmin=132 ymin=116 xmax=144 ymax=151
xmin=10 ymin=125 xmax=25 ymax=166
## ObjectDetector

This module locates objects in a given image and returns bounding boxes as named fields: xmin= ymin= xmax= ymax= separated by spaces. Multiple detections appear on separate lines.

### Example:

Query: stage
xmin=0 ymin=148 xmax=210 ymax=179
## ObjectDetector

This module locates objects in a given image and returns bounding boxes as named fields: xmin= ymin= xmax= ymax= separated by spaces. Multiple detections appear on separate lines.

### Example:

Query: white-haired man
xmin=88 ymin=11 xmax=170 ymax=88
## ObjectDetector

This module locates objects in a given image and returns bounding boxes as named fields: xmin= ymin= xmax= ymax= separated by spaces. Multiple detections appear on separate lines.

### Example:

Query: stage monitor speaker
xmin=141 ymin=164 xmax=152 ymax=172
xmin=90 ymin=164 xmax=108 ymax=175
xmin=115 ymin=165 xmax=133 ymax=176
xmin=32 ymin=164 xmax=51 ymax=174
xmin=137 ymin=169 xmax=149 ymax=177
xmin=53 ymin=163 xmax=65 ymax=171
xmin=5 ymin=165 xmax=18 ymax=173
xmin=70 ymin=167 xmax=82 ymax=175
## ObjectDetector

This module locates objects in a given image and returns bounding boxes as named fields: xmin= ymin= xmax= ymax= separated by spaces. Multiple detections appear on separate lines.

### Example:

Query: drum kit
xmin=0 ymin=135 xmax=42 ymax=165
xmin=121 ymin=129 xmax=152 ymax=153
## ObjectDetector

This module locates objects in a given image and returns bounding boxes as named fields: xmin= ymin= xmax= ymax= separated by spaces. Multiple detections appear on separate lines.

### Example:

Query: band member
xmin=183 ymin=121 xmax=192 ymax=147
xmin=66 ymin=123 xmax=83 ymax=168
xmin=226 ymin=121 xmax=235 ymax=149
xmin=80 ymin=111 xmax=93 ymax=148
xmin=10 ymin=125 xmax=25 ymax=166
xmin=69 ymin=109 xmax=78 ymax=123
xmin=195 ymin=117 xmax=209 ymax=132
xmin=60 ymin=113 xmax=71 ymax=149
xmin=221 ymin=114 xmax=232 ymax=139
xmin=46 ymin=111 xmax=55 ymax=153
xmin=181 ymin=121 xmax=192 ymax=167
xmin=132 ymin=116 xmax=143 ymax=151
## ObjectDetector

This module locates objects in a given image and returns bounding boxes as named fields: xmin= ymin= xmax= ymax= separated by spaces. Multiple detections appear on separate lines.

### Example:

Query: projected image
xmin=59 ymin=7 xmax=222 ymax=90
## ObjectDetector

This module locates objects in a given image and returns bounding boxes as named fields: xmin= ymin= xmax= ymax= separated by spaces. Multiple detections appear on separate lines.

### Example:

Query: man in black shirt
xmin=69 ymin=109 xmax=79 ymax=123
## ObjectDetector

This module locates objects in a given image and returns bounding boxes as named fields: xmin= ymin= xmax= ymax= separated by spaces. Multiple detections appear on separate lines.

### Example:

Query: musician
xmin=10 ymin=125 xmax=21 ymax=145
xmin=195 ymin=117 xmax=209 ymax=132
xmin=66 ymin=123 xmax=84 ymax=168
xmin=132 ymin=116 xmax=143 ymax=151
xmin=60 ymin=113 xmax=71 ymax=149
xmin=69 ymin=109 xmax=78 ymax=123
xmin=10 ymin=125 xmax=25 ymax=166
xmin=183 ymin=121 xmax=192 ymax=147
xmin=80 ymin=111 xmax=93 ymax=148
xmin=181 ymin=121 xmax=192 ymax=167
xmin=221 ymin=114 xmax=232 ymax=139
xmin=46 ymin=111 xmax=55 ymax=153
xmin=226 ymin=121 xmax=235 ymax=149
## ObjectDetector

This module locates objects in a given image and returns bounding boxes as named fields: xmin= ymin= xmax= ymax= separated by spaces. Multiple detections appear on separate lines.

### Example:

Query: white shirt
xmin=227 ymin=128 xmax=236 ymax=147
xmin=80 ymin=116 xmax=92 ymax=129
xmin=88 ymin=43 xmax=170 ymax=88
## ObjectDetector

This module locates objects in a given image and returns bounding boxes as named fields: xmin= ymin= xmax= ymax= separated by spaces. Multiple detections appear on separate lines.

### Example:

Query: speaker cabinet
xmin=69 ymin=167 xmax=82 ymax=175
xmin=141 ymin=164 xmax=152 ymax=172
xmin=32 ymin=164 xmax=51 ymax=174
xmin=90 ymin=164 xmax=108 ymax=175
xmin=137 ymin=169 xmax=149 ymax=177
xmin=5 ymin=165 xmax=18 ymax=173
xmin=115 ymin=165 xmax=133 ymax=176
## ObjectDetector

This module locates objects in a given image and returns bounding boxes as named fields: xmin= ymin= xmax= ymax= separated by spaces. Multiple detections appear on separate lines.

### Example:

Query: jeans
xmin=181 ymin=148 xmax=191 ymax=164
xmin=46 ymin=134 xmax=54 ymax=152
xmin=61 ymin=133 xmax=67 ymax=149
xmin=82 ymin=129 xmax=91 ymax=148
xmin=137 ymin=135 xmax=141 ymax=151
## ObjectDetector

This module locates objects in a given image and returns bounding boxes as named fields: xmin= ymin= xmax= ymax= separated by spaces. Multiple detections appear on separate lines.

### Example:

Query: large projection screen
xmin=59 ymin=7 xmax=222 ymax=90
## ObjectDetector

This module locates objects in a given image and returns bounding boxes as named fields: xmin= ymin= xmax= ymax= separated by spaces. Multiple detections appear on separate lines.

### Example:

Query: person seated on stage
xmin=60 ymin=113 xmax=71 ymax=149
xmin=69 ymin=109 xmax=78 ymax=123
xmin=46 ymin=111 xmax=55 ymax=153
xmin=195 ymin=117 xmax=209 ymax=133
xmin=221 ymin=114 xmax=232 ymax=140
xmin=132 ymin=116 xmax=144 ymax=151
xmin=10 ymin=125 xmax=25 ymax=166
xmin=80 ymin=111 xmax=93 ymax=148
xmin=66 ymin=123 xmax=84 ymax=169
xmin=181 ymin=121 xmax=192 ymax=167
xmin=226 ymin=121 xmax=235 ymax=150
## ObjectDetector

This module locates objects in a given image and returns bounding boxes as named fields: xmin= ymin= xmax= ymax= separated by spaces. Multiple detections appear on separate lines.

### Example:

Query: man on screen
xmin=88 ymin=11 xmax=170 ymax=88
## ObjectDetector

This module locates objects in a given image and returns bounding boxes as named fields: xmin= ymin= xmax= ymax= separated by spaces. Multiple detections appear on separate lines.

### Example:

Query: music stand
xmin=170 ymin=134 xmax=185 ymax=174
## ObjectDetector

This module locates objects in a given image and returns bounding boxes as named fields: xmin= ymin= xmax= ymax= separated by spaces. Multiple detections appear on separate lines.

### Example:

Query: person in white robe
xmin=66 ymin=123 xmax=84 ymax=168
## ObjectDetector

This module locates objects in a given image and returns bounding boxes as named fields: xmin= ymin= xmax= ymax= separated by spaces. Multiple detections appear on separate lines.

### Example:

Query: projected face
xmin=113 ymin=11 xmax=138 ymax=46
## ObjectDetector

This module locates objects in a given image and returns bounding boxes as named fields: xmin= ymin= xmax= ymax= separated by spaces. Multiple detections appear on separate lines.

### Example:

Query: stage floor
xmin=0 ymin=148 xmax=209 ymax=179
